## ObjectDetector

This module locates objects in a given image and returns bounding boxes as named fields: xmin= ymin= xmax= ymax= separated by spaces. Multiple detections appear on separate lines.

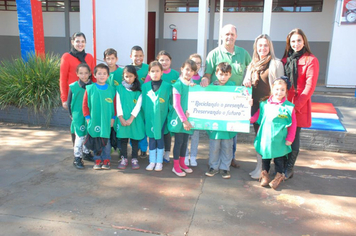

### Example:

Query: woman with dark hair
xmin=282 ymin=28 xmax=319 ymax=180
xmin=60 ymin=32 xmax=96 ymax=110
xmin=243 ymin=34 xmax=284 ymax=179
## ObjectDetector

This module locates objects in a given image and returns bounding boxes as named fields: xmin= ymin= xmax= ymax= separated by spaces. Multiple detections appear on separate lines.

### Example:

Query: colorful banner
xmin=187 ymin=85 xmax=252 ymax=133
xmin=340 ymin=0 xmax=356 ymax=24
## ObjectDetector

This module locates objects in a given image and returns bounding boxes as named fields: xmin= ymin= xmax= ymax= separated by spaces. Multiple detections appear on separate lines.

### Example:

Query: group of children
xmin=68 ymin=45 xmax=296 ymax=189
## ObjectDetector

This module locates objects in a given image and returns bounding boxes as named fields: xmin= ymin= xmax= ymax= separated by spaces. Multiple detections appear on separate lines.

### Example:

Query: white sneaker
xmin=172 ymin=167 xmax=186 ymax=177
xmin=154 ymin=163 xmax=163 ymax=171
xmin=190 ymin=156 xmax=197 ymax=166
xmin=184 ymin=156 xmax=190 ymax=166
xmin=181 ymin=166 xmax=193 ymax=174
xmin=163 ymin=151 xmax=170 ymax=163
xmin=146 ymin=162 xmax=155 ymax=171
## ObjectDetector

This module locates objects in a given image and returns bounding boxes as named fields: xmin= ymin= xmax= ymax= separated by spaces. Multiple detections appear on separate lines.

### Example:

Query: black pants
xmin=121 ymin=138 xmax=139 ymax=159
xmin=262 ymin=156 xmax=286 ymax=174
xmin=173 ymin=133 xmax=189 ymax=160
xmin=164 ymin=133 xmax=171 ymax=152
xmin=291 ymin=127 xmax=301 ymax=153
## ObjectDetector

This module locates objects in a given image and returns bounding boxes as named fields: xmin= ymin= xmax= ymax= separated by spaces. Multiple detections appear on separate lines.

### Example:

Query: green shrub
xmin=0 ymin=53 xmax=61 ymax=124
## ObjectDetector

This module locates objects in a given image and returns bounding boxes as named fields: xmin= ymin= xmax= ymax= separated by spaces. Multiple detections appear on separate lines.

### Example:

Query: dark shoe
xmin=93 ymin=160 xmax=102 ymax=170
xmin=221 ymin=170 xmax=231 ymax=179
xmin=73 ymin=157 xmax=84 ymax=169
xmin=82 ymin=152 xmax=94 ymax=162
xmin=205 ymin=168 xmax=219 ymax=177
xmin=285 ymin=150 xmax=298 ymax=180
xmin=230 ymin=158 xmax=240 ymax=168
xmin=269 ymin=172 xmax=285 ymax=190
xmin=117 ymin=156 xmax=128 ymax=170
xmin=101 ymin=159 xmax=111 ymax=170
xmin=259 ymin=170 xmax=270 ymax=187
xmin=140 ymin=150 xmax=148 ymax=159
xmin=131 ymin=158 xmax=140 ymax=170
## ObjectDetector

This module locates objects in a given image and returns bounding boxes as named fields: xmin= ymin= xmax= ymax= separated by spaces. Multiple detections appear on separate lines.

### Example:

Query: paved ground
xmin=1 ymin=123 xmax=356 ymax=236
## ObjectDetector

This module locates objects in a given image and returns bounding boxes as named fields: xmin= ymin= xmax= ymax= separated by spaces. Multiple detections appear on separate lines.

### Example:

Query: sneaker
xmin=205 ymin=168 xmax=219 ymax=177
xmin=140 ymin=150 xmax=148 ymax=159
xmin=221 ymin=170 xmax=231 ymax=179
xmin=101 ymin=159 xmax=111 ymax=170
xmin=93 ymin=160 xmax=102 ymax=170
xmin=154 ymin=163 xmax=163 ymax=171
xmin=172 ymin=167 xmax=186 ymax=177
xmin=73 ymin=157 xmax=84 ymax=169
xmin=181 ymin=166 xmax=193 ymax=174
xmin=190 ymin=157 xmax=198 ymax=167
xmin=117 ymin=156 xmax=128 ymax=170
xmin=82 ymin=152 xmax=94 ymax=162
xmin=146 ymin=162 xmax=155 ymax=171
xmin=184 ymin=156 xmax=190 ymax=166
xmin=163 ymin=151 xmax=170 ymax=163
xmin=131 ymin=158 xmax=140 ymax=170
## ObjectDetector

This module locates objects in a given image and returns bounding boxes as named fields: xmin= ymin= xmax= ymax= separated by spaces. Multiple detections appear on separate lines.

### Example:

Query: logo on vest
xmin=94 ymin=126 xmax=101 ymax=132
xmin=105 ymin=98 xmax=113 ymax=103
xmin=116 ymin=124 xmax=120 ymax=131
xmin=278 ymin=114 xmax=288 ymax=119
xmin=114 ymin=81 xmax=119 ymax=86
xmin=140 ymin=77 xmax=145 ymax=82
xmin=159 ymin=98 xmax=165 ymax=103
xmin=133 ymin=99 xmax=137 ymax=104
xmin=80 ymin=125 xmax=85 ymax=131
xmin=170 ymin=118 xmax=178 ymax=127
xmin=171 ymin=80 xmax=176 ymax=84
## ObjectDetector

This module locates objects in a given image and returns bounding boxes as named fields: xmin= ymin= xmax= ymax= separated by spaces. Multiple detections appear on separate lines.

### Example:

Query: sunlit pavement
xmin=1 ymin=123 xmax=355 ymax=236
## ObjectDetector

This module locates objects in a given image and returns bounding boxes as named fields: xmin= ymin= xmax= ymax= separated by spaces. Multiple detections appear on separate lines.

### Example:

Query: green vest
xmin=162 ymin=69 xmax=179 ymax=84
xmin=136 ymin=63 xmax=149 ymax=85
xmin=142 ymin=81 xmax=172 ymax=139
xmin=107 ymin=67 xmax=123 ymax=87
xmin=86 ymin=84 xmax=116 ymax=138
xmin=168 ymin=79 xmax=193 ymax=135
xmin=254 ymin=99 xmax=294 ymax=159
xmin=115 ymin=85 xmax=145 ymax=140
xmin=69 ymin=81 xmax=87 ymax=137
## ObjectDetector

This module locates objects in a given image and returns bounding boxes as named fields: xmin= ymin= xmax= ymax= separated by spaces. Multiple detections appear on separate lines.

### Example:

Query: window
xmin=0 ymin=0 xmax=79 ymax=12
xmin=165 ymin=0 xmax=323 ymax=13
xmin=165 ymin=0 xmax=200 ymax=12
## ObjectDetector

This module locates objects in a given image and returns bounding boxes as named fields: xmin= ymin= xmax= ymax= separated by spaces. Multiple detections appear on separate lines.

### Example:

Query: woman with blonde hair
xmin=243 ymin=34 xmax=284 ymax=179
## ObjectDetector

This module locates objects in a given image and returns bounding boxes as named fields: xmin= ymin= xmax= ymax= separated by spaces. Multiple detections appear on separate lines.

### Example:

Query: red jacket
xmin=282 ymin=53 xmax=319 ymax=128
xmin=59 ymin=53 xmax=96 ymax=103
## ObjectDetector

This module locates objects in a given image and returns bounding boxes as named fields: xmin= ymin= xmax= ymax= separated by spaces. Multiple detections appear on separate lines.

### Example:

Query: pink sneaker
xmin=117 ymin=156 xmax=128 ymax=170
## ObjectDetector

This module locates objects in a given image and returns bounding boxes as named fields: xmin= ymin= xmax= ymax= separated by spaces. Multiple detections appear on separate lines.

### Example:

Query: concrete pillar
xmin=197 ymin=0 xmax=209 ymax=67
xmin=262 ymin=0 xmax=272 ymax=35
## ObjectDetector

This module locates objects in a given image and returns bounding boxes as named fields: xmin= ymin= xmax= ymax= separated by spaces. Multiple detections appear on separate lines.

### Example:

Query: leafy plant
xmin=0 ymin=53 xmax=61 ymax=124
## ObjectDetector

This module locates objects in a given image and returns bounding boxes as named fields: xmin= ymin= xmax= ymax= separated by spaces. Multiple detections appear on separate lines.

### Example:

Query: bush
xmin=0 ymin=53 xmax=61 ymax=125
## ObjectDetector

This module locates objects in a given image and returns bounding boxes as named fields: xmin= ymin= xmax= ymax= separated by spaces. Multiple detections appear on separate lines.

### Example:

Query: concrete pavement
xmin=1 ymin=122 xmax=356 ymax=236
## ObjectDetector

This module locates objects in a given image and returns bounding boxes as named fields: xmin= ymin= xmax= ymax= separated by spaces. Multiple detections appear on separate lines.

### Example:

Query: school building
xmin=0 ymin=0 xmax=355 ymax=88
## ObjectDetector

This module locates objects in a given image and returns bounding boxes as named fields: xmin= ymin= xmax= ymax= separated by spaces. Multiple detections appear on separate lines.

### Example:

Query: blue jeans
xmin=209 ymin=138 xmax=233 ymax=171
xmin=185 ymin=130 xmax=199 ymax=157
xmin=232 ymin=134 xmax=237 ymax=159
xmin=138 ymin=135 xmax=148 ymax=152
xmin=93 ymin=141 xmax=111 ymax=161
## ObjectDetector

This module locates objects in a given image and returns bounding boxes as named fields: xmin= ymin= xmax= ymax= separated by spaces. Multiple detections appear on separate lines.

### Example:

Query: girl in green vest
xmin=250 ymin=76 xmax=296 ymax=190
xmin=142 ymin=61 xmax=172 ymax=171
xmin=116 ymin=65 xmax=145 ymax=170
xmin=68 ymin=63 xmax=93 ymax=169
xmin=168 ymin=59 xmax=197 ymax=177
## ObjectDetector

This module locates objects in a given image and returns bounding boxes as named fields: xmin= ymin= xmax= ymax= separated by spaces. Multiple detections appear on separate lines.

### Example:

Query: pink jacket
xmin=282 ymin=53 xmax=319 ymax=128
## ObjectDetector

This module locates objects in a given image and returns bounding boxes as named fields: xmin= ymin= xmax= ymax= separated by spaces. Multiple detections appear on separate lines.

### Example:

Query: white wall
xmin=80 ymin=0 xmax=148 ymax=65
xmin=69 ymin=12 xmax=80 ymax=37
xmin=162 ymin=0 xmax=334 ymax=42
xmin=0 ymin=12 xmax=19 ymax=36
xmin=43 ymin=12 xmax=65 ymax=37
xmin=327 ymin=1 xmax=356 ymax=88
xmin=148 ymin=0 xmax=160 ymax=38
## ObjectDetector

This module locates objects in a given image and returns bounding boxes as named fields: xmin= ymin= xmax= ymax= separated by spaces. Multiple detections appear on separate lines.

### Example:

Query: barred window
xmin=0 ymin=0 xmax=80 ymax=12
xmin=165 ymin=0 xmax=323 ymax=13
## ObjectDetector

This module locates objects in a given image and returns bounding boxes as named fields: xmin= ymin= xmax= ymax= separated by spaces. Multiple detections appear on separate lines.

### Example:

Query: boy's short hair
xmin=216 ymin=62 xmax=232 ymax=74
xmin=94 ymin=63 xmax=110 ymax=75
xmin=103 ymin=48 xmax=117 ymax=58
xmin=131 ymin=46 xmax=143 ymax=53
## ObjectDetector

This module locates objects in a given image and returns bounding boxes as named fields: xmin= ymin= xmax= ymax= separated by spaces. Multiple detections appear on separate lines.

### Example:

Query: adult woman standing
xmin=60 ymin=32 xmax=96 ymax=109
xmin=243 ymin=34 xmax=284 ymax=179
xmin=282 ymin=28 xmax=319 ymax=179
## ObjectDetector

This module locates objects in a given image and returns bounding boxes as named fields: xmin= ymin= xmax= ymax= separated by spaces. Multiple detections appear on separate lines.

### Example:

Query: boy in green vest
xmin=130 ymin=46 xmax=149 ymax=158
xmin=205 ymin=62 xmax=237 ymax=179
xmin=83 ymin=63 xmax=116 ymax=170
xmin=105 ymin=48 xmax=123 ymax=87
xmin=68 ymin=63 xmax=93 ymax=169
